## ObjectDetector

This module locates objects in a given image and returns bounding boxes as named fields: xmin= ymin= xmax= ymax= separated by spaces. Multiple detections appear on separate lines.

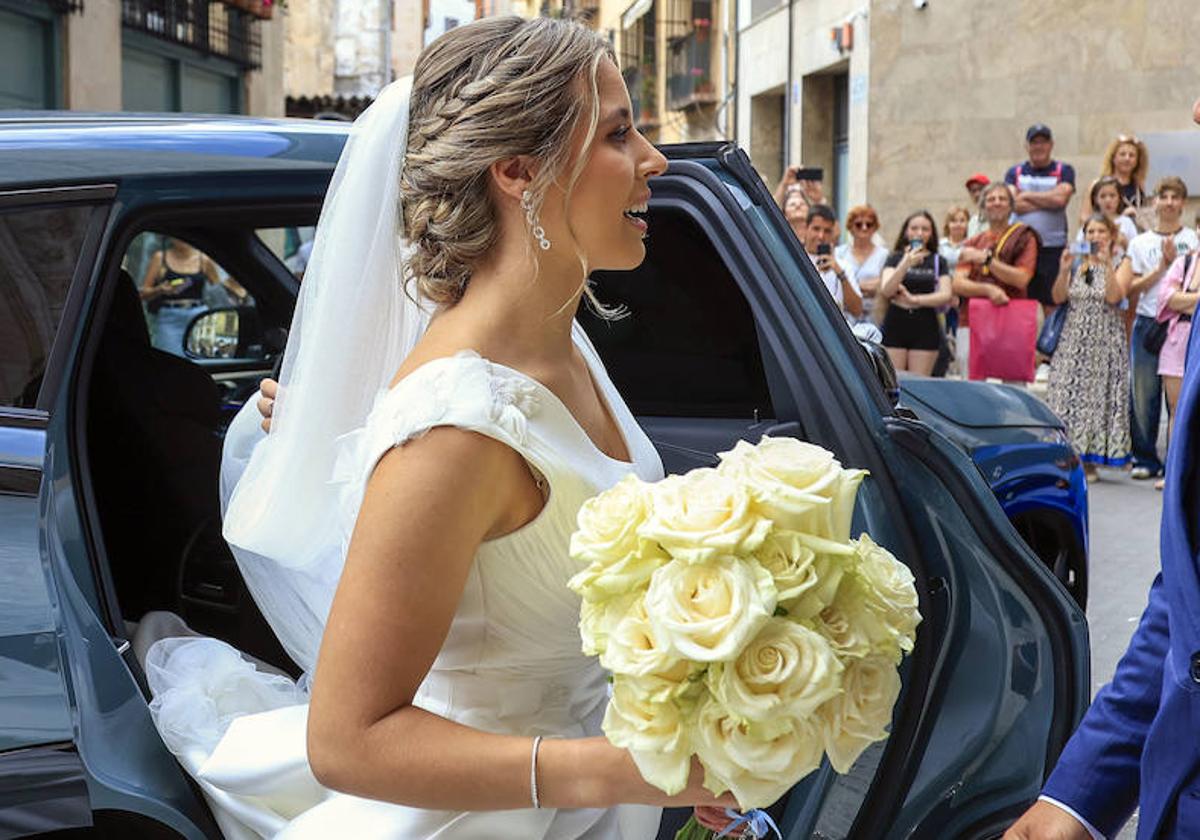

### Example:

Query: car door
xmin=582 ymin=146 xmax=1089 ymax=840
xmin=8 ymin=184 xmax=228 ymax=839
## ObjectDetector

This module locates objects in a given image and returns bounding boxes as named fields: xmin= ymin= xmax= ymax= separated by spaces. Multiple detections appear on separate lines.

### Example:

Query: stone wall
xmin=284 ymin=0 xmax=337 ymax=98
xmin=335 ymin=0 xmax=389 ymax=95
xmin=65 ymin=0 xmax=121 ymax=110
xmin=867 ymin=0 xmax=1200 ymax=238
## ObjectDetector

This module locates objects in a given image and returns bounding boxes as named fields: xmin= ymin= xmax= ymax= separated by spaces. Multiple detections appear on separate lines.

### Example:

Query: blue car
xmin=0 ymin=115 xmax=1088 ymax=838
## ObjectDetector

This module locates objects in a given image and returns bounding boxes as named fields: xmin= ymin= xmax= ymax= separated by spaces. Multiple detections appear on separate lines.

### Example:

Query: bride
xmin=144 ymin=14 xmax=742 ymax=839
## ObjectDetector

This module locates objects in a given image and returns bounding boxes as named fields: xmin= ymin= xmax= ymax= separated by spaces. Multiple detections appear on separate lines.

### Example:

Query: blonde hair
xmin=401 ymin=16 xmax=615 ymax=307
xmin=1100 ymin=136 xmax=1149 ymax=191
xmin=942 ymin=205 xmax=970 ymax=237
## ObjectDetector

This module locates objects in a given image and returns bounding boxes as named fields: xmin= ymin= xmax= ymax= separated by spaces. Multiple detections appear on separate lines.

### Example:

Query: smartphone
xmin=909 ymin=238 xmax=924 ymax=252
xmin=815 ymin=243 xmax=832 ymax=256
xmin=1069 ymin=241 xmax=1091 ymax=256
xmin=793 ymin=166 xmax=824 ymax=182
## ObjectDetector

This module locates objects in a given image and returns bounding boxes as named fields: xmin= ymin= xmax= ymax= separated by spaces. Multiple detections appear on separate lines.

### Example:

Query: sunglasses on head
xmin=1116 ymin=134 xmax=1141 ymax=145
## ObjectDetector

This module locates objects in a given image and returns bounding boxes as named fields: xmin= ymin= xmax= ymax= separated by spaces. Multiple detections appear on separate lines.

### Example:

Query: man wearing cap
xmin=965 ymin=173 xmax=991 ymax=237
xmin=1005 ymin=124 xmax=1076 ymax=314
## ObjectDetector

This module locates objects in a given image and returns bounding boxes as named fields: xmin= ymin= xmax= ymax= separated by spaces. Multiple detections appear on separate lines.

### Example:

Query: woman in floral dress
xmin=1047 ymin=214 xmax=1130 ymax=479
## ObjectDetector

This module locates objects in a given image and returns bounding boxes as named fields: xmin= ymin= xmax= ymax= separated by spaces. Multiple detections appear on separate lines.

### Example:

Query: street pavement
xmin=1082 ymin=467 xmax=1165 ymax=840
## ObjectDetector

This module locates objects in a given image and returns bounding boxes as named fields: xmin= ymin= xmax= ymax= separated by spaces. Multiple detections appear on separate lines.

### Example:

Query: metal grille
xmin=121 ymin=0 xmax=261 ymax=69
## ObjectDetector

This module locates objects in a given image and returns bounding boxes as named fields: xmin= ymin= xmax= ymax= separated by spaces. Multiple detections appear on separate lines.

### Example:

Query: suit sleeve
xmin=1041 ymin=572 xmax=1169 ymax=838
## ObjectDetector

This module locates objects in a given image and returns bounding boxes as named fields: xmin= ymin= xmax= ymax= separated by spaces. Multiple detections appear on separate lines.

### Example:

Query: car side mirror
xmin=184 ymin=306 xmax=266 ymax=360
xmin=856 ymin=337 xmax=901 ymax=409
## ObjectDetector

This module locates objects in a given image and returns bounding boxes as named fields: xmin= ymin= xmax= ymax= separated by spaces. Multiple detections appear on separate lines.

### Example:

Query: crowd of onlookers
xmin=776 ymin=125 xmax=1200 ymax=488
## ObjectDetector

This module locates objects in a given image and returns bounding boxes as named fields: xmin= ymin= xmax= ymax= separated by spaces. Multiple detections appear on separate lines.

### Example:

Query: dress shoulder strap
xmin=331 ymin=351 xmax=544 ymax=492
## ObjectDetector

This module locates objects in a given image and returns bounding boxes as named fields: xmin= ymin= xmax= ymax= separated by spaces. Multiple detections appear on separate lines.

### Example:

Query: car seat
xmin=87 ymin=271 xmax=224 ymax=620
xmin=87 ymin=271 xmax=298 ymax=675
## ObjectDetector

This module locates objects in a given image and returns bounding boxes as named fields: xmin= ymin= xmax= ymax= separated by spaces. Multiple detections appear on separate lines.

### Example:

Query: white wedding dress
xmin=144 ymin=323 xmax=666 ymax=839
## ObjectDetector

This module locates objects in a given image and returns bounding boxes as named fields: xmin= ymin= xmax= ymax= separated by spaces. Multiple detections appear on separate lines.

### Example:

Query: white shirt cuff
xmin=1037 ymin=795 xmax=1106 ymax=840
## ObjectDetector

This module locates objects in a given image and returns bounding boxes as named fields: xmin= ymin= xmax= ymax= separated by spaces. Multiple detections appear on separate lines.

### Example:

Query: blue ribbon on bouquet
xmin=717 ymin=808 xmax=782 ymax=839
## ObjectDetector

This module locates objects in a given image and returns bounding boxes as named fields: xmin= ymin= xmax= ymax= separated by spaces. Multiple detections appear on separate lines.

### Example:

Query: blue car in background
xmin=0 ymin=115 xmax=1088 ymax=838
xmin=900 ymin=377 xmax=1089 ymax=608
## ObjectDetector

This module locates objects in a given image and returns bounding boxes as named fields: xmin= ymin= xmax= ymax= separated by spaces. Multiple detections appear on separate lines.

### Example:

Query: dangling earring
xmin=521 ymin=189 xmax=552 ymax=251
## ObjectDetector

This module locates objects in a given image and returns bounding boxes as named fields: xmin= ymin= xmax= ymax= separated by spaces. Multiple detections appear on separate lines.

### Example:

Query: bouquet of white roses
xmin=567 ymin=436 xmax=921 ymax=832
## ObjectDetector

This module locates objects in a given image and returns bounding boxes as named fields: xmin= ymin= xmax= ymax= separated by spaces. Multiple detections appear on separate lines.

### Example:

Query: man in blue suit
xmin=1005 ymin=96 xmax=1200 ymax=840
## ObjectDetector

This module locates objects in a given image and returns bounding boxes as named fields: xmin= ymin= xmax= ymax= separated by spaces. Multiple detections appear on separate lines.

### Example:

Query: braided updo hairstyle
xmin=402 ymin=16 xmax=616 ymax=306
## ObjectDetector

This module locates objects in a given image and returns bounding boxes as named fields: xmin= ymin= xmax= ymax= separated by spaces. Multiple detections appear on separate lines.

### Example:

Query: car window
xmin=582 ymin=206 xmax=774 ymax=419
xmin=0 ymin=204 xmax=94 ymax=409
xmin=256 ymin=226 xmax=315 ymax=279
xmin=121 ymin=232 xmax=254 ymax=357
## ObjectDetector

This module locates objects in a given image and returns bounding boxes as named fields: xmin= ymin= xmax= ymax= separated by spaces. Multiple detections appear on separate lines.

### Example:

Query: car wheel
xmin=1010 ymin=512 xmax=1087 ymax=610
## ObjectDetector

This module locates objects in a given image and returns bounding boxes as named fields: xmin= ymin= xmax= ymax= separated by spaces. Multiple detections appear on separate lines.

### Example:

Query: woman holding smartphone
xmin=1046 ymin=215 xmax=1130 ymax=480
xmin=879 ymin=210 xmax=953 ymax=375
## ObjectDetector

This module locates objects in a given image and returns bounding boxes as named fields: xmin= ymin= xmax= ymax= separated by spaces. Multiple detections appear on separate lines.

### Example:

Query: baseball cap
xmin=1026 ymin=123 xmax=1053 ymax=142
xmin=965 ymin=172 xmax=990 ymax=188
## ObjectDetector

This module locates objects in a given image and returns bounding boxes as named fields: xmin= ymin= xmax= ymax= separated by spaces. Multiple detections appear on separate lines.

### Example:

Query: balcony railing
xmin=666 ymin=27 xmax=716 ymax=111
xmin=121 ymin=0 xmax=262 ymax=68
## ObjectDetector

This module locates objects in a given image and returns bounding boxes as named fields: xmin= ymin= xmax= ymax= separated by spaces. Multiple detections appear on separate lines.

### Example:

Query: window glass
xmin=122 ymin=232 xmax=252 ymax=357
xmin=256 ymin=226 xmax=315 ymax=279
xmin=582 ymin=206 xmax=774 ymax=418
xmin=0 ymin=204 xmax=92 ymax=408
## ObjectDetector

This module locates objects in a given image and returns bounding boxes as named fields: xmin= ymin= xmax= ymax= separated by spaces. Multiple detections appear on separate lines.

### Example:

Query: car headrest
xmin=108 ymin=270 xmax=150 ymax=346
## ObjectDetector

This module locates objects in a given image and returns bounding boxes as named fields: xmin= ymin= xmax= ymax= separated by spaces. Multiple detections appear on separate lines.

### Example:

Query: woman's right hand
xmin=257 ymin=378 xmax=278 ymax=433
xmin=599 ymin=747 xmax=739 ymax=811
xmin=906 ymin=244 xmax=929 ymax=264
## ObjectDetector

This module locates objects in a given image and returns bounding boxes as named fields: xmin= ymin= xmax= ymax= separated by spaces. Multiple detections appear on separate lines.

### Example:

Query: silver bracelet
xmin=530 ymin=735 xmax=543 ymax=809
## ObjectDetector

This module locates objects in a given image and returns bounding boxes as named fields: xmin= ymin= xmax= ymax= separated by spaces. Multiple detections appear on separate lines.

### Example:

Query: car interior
xmin=82 ymin=216 xmax=314 ymax=680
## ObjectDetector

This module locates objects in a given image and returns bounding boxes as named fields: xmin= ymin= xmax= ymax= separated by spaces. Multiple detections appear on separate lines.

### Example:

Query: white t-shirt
xmin=1128 ymin=227 xmax=1200 ymax=317
xmin=835 ymin=243 xmax=888 ymax=319
xmin=810 ymin=253 xmax=862 ymax=321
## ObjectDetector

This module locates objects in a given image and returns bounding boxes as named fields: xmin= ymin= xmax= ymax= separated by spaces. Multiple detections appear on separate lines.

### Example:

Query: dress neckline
xmin=388 ymin=334 xmax=635 ymax=467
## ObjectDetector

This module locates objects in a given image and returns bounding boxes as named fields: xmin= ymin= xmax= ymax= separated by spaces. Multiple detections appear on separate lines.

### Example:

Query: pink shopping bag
xmin=967 ymin=297 xmax=1039 ymax=382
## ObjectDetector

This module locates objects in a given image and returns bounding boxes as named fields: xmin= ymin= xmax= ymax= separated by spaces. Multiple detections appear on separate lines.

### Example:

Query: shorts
xmin=882 ymin=306 xmax=941 ymax=351
xmin=1027 ymin=245 xmax=1063 ymax=306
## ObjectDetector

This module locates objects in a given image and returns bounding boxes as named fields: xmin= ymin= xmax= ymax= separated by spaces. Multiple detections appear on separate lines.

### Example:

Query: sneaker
xmin=1035 ymin=362 xmax=1051 ymax=383
xmin=1131 ymin=466 xmax=1154 ymax=480
xmin=1155 ymin=478 xmax=1165 ymax=491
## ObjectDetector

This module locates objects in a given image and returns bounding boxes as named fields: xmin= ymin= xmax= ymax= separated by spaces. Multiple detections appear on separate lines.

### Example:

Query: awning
xmin=622 ymin=0 xmax=653 ymax=30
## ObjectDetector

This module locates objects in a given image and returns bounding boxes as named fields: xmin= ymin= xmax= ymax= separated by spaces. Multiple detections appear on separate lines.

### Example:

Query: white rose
xmin=638 ymin=469 xmax=772 ymax=565
xmin=852 ymin=535 xmax=921 ymax=657
xmin=757 ymin=530 xmax=854 ymax=615
xmin=709 ymin=618 xmax=843 ymax=722
xmin=578 ymin=592 xmax=640 ymax=657
xmin=718 ymin=436 xmax=867 ymax=541
xmin=602 ymin=675 xmax=692 ymax=796
xmin=692 ymin=695 xmax=824 ymax=809
xmin=600 ymin=599 xmax=693 ymax=700
xmin=772 ymin=533 xmax=853 ymax=621
xmin=812 ymin=598 xmax=873 ymax=660
xmin=569 ymin=476 xmax=669 ymax=603
xmin=644 ymin=556 xmax=777 ymax=662
xmin=817 ymin=654 xmax=902 ymax=773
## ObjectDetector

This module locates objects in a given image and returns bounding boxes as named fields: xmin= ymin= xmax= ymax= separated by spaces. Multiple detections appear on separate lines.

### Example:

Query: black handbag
xmin=1036 ymin=303 xmax=1069 ymax=357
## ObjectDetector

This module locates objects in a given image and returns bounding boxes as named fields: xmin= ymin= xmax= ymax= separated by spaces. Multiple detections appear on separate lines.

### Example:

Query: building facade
xmin=0 ymin=0 xmax=284 ymax=115
xmin=596 ymin=0 xmax=735 ymax=144
xmin=737 ymin=0 xmax=1200 ymax=230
